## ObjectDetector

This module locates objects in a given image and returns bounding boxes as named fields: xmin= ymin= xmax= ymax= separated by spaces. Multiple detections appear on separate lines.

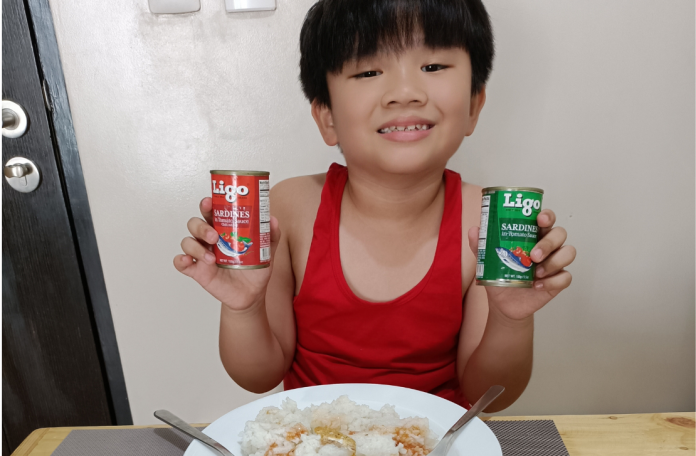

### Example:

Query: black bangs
xmin=299 ymin=0 xmax=495 ymax=107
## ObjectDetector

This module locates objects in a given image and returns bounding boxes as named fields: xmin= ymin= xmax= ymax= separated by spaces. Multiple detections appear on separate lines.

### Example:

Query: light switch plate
xmin=149 ymin=0 xmax=201 ymax=14
xmin=225 ymin=0 xmax=276 ymax=12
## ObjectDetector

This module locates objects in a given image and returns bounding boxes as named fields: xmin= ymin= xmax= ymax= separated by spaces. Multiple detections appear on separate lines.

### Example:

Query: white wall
xmin=47 ymin=0 xmax=694 ymax=423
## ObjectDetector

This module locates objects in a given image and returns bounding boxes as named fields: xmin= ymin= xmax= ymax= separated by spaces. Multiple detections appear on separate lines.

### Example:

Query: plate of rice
xmin=183 ymin=383 xmax=502 ymax=456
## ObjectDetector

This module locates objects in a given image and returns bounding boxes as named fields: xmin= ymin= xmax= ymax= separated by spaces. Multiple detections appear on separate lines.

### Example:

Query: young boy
xmin=175 ymin=0 xmax=575 ymax=412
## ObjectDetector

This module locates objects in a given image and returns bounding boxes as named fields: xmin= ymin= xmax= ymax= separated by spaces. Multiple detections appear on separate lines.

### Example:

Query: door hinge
xmin=42 ymin=79 xmax=52 ymax=112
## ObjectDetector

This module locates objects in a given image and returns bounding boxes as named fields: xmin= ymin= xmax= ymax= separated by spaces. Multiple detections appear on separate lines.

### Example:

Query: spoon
xmin=154 ymin=409 xmax=234 ymax=456
xmin=429 ymin=385 xmax=506 ymax=456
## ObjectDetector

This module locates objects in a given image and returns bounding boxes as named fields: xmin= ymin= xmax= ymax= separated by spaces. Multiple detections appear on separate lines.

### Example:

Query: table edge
xmin=11 ymin=413 xmax=694 ymax=456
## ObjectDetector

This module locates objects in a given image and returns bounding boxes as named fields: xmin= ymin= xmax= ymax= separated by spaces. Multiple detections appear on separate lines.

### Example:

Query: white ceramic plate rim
xmin=183 ymin=384 xmax=501 ymax=456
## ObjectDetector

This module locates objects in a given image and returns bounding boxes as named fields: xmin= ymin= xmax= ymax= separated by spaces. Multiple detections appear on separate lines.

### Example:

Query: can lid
xmin=210 ymin=170 xmax=270 ymax=176
xmin=482 ymin=186 xmax=544 ymax=194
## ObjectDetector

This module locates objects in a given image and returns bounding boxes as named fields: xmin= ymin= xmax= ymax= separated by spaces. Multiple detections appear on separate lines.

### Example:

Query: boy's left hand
xmin=468 ymin=209 xmax=576 ymax=322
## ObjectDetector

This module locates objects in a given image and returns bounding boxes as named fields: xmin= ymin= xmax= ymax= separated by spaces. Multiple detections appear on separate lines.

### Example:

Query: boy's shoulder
xmin=270 ymin=172 xmax=326 ymax=202
xmin=460 ymin=180 xmax=483 ymax=228
xmin=270 ymin=172 xmax=326 ymax=227
xmin=460 ymin=180 xmax=483 ymax=282
xmin=461 ymin=179 xmax=483 ymax=206
xmin=461 ymin=180 xmax=482 ymax=196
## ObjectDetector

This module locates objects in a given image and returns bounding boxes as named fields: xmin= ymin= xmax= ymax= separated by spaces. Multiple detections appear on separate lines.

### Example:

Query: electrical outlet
xmin=149 ymin=0 xmax=201 ymax=14
xmin=225 ymin=0 xmax=276 ymax=12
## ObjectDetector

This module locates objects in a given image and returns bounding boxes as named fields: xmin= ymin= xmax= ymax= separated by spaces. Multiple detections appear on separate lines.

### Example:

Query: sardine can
xmin=476 ymin=187 xmax=544 ymax=287
xmin=210 ymin=170 xmax=270 ymax=269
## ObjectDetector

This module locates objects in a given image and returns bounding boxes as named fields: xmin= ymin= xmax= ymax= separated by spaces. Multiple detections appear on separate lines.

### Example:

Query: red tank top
xmin=284 ymin=163 xmax=468 ymax=408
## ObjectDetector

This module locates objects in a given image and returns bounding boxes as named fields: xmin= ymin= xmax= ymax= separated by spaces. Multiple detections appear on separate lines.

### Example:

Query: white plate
xmin=183 ymin=383 xmax=502 ymax=456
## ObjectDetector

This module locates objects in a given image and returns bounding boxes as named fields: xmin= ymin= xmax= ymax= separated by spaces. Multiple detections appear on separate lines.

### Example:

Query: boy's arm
xmin=456 ymin=282 xmax=534 ymax=413
xmin=216 ymin=181 xmax=297 ymax=393
xmin=218 ymin=215 xmax=296 ymax=392
xmin=456 ymin=185 xmax=574 ymax=412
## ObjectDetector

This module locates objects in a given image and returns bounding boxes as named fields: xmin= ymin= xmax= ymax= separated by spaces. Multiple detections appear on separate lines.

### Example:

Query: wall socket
xmin=148 ymin=0 xmax=201 ymax=14
xmin=225 ymin=0 xmax=276 ymax=12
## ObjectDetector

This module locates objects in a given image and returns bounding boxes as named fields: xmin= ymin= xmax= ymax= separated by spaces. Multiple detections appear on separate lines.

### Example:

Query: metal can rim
xmin=216 ymin=263 xmax=270 ymax=269
xmin=482 ymin=186 xmax=544 ymax=194
xmin=210 ymin=170 xmax=270 ymax=176
xmin=476 ymin=279 xmax=534 ymax=288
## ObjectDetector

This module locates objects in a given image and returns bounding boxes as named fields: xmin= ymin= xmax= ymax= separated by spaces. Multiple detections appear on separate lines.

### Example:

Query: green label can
xmin=476 ymin=187 xmax=544 ymax=288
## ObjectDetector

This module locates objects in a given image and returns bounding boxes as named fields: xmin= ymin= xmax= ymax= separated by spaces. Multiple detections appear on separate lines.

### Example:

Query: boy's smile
xmin=312 ymin=44 xmax=486 ymax=175
xmin=377 ymin=115 xmax=434 ymax=142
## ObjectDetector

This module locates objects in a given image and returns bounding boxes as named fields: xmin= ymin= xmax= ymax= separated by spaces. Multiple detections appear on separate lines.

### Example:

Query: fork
xmin=154 ymin=409 xmax=234 ymax=456
xmin=429 ymin=385 xmax=505 ymax=456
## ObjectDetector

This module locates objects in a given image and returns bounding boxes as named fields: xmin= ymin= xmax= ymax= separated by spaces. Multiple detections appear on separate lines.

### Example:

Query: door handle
xmin=4 ymin=157 xmax=40 ymax=193
xmin=2 ymin=100 xmax=28 ymax=138
xmin=4 ymin=163 xmax=30 ymax=179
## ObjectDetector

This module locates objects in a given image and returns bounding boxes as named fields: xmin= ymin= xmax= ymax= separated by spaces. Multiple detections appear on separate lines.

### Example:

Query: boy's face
xmin=312 ymin=44 xmax=486 ymax=176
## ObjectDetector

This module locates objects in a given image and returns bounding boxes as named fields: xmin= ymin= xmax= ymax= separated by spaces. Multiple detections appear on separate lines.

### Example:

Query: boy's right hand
xmin=174 ymin=197 xmax=281 ymax=311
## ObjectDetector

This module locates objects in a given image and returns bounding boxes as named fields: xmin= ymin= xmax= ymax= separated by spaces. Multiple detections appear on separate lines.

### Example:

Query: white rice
xmin=240 ymin=396 xmax=438 ymax=456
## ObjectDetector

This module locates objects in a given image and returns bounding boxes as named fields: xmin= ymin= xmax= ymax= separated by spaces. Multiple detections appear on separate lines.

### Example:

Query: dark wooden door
xmin=2 ymin=0 xmax=130 ymax=452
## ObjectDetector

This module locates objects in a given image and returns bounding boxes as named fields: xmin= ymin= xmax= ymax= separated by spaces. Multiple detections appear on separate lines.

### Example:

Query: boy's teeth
xmin=379 ymin=124 xmax=431 ymax=133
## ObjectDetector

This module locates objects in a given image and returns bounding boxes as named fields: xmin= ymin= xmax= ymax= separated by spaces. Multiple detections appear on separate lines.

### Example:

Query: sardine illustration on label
xmin=217 ymin=236 xmax=252 ymax=257
xmin=476 ymin=187 xmax=544 ymax=288
xmin=495 ymin=247 xmax=533 ymax=273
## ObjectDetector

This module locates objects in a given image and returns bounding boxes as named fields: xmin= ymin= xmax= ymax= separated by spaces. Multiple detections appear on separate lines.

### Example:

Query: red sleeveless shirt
xmin=284 ymin=163 xmax=468 ymax=407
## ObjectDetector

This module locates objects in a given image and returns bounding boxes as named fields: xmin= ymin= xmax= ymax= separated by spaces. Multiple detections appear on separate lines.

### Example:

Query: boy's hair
xmin=299 ymin=0 xmax=495 ymax=108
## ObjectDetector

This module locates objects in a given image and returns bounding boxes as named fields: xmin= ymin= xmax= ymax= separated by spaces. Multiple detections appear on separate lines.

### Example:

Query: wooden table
xmin=12 ymin=412 xmax=694 ymax=455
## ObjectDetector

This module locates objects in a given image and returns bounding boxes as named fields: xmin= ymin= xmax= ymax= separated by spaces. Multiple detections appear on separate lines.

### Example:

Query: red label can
xmin=210 ymin=170 xmax=270 ymax=269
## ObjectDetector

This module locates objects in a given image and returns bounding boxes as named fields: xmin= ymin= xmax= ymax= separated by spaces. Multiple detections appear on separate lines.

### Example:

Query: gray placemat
xmin=485 ymin=420 xmax=569 ymax=456
xmin=51 ymin=421 xmax=568 ymax=455
xmin=51 ymin=427 xmax=207 ymax=456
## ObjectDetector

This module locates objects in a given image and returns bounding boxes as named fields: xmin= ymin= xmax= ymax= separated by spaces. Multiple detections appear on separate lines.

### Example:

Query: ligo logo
xmin=212 ymin=180 xmax=249 ymax=203
xmin=502 ymin=193 xmax=541 ymax=216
